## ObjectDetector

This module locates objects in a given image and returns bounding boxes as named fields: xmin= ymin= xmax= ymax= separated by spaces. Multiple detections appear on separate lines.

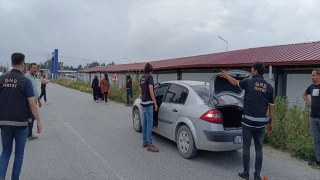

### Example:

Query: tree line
xmin=34 ymin=60 xmax=115 ymax=71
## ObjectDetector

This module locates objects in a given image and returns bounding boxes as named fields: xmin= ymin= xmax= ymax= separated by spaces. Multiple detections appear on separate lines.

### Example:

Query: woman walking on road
xmin=39 ymin=70 xmax=49 ymax=104
xmin=92 ymin=75 xmax=100 ymax=102
xmin=102 ymin=73 xmax=110 ymax=104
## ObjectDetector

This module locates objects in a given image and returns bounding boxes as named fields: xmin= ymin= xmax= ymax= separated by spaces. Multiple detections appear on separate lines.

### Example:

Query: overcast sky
xmin=1 ymin=0 xmax=319 ymax=68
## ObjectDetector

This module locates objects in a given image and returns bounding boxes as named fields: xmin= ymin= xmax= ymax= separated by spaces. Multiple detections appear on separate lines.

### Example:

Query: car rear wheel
xmin=177 ymin=125 xmax=197 ymax=159
xmin=133 ymin=108 xmax=142 ymax=132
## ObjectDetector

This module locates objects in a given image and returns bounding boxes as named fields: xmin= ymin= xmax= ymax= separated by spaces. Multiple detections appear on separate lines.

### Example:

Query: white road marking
xmin=58 ymin=117 xmax=124 ymax=180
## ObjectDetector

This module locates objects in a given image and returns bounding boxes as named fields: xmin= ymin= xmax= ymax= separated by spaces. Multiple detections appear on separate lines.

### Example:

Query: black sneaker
xmin=254 ymin=176 xmax=262 ymax=180
xmin=254 ymin=172 xmax=262 ymax=180
xmin=238 ymin=172 xmax=249 ymax=180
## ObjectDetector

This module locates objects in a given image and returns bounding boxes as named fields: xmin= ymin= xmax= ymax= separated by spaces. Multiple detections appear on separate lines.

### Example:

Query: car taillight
xmin=200 ymin=109 xmax=222 ymax=124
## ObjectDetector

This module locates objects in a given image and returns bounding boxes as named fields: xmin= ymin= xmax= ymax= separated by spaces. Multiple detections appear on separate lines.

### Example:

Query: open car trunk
xmin=209 ymin=70 xmax=251 ymax=129
xmin=217 ymin=106 xmax=243 ymax=129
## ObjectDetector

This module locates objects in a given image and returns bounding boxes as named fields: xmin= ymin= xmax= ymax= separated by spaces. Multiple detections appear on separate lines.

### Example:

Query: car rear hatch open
xmin=209 ymin=70 xmax=251 ymax=129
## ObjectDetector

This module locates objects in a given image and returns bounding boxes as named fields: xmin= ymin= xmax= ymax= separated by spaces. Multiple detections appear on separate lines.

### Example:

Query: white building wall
xmin=286 ymin=73 xmax=310 ymax=104
xmin=157 ymin=73 xmax=177 ymax=83
xmin=182 ymin=72 xmax=216 ymax=82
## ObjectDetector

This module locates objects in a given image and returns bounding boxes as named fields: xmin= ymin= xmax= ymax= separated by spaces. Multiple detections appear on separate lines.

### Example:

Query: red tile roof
xmin=80 ymin=41 xmax=320 ymax=73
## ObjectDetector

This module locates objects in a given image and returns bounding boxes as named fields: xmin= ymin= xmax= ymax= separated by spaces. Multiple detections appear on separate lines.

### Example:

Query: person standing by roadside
xmin=303 ymin=68 xmax=320 ymax=166
xmin=39 ymin=70 xmax=49 ymax=104
xmin=92 ymin=75 xmax=100 ymax=103
xmin=25 ymin=63 xmax=42 ymax=140
xmin=140 ymin=63 xmax=159 ymax=152
xmin=125 ymin=71 xmax=134 ymax=106
xmin=103 ymin=73 xmax=110 ymax=104
xmin=99 ymin=75 xmax=105 ymax=102
xmin=219 ymin=62 xmax=274 ymax=180
xmin=0 ymin=53 xmax=42 ymax=180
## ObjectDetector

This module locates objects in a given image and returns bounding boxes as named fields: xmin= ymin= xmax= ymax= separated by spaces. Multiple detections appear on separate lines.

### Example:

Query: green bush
xmin=52 ymin=78 xmax=315 ymax=161
xmin=264 ymin=97 xmax=314 ymax=160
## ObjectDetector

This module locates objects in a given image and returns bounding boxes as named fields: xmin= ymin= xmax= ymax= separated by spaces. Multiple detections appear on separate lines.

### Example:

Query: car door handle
xmin=172 ymin=108 xmax=178 ymax=112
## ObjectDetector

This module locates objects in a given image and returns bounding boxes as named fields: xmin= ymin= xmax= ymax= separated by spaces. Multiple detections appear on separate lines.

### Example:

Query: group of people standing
xmin=92 ymin=73 xmax=110 ymax=104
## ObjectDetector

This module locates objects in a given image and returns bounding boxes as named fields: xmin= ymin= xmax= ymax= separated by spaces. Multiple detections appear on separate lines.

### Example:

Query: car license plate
xmin=234 ymin=136 xmax=243 ymax=144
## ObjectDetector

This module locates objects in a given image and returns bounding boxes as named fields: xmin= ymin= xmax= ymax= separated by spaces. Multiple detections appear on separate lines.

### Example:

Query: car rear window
xmin=191 ymin=85 xmax=210 ymax=103
xmin=214 ymin=77 xmax=242 ymax=94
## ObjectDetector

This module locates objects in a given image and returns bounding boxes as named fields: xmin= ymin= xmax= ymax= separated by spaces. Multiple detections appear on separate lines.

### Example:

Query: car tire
xmin=176 ymin=125 xmax=197 ymax=159
xmin=133 ymin=108 xmax=142 ymax=132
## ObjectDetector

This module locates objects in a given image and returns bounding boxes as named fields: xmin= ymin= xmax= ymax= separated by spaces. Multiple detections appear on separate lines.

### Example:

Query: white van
xmin=64 ymin=74 xmax=76 ymax=81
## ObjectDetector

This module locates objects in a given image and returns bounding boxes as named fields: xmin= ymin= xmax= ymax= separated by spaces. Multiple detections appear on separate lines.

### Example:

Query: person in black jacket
xmin=140 ymin=63 xmax=159 ymax=152
xmin=220 ymin=62 xmax=274 ymax=180
xmin=125 ymin=71 xmax=134 ymax=106
xmin=92 ymin=75 xmax=100 ymax=102
xmin=0 ymin=52 xmax=42 ymax=180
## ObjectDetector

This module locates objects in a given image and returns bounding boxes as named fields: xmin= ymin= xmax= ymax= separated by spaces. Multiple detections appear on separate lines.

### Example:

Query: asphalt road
xmin=1 ymin=81 xmax=320 ymax=180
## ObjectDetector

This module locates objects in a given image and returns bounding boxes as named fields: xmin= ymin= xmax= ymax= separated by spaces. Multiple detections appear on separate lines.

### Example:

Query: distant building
xmin=80 ymin=41 xmax=320 ymax=104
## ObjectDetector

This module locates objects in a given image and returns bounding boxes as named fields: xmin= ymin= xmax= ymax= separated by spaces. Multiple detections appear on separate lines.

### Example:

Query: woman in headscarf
xmin=102 ymin=73 xmax=110 ymax=104
xmin=91 ymin=75 xmax=100 ymax=102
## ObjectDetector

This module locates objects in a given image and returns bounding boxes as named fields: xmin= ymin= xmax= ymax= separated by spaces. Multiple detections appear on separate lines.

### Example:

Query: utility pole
xmin=124 ymin=57 xmax=130 ymax=64
xmin=218 ymin=36 xmax=228 ymax=51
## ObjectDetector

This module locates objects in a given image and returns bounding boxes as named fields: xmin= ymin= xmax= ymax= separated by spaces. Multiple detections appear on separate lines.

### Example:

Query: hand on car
xmin=219 ymin=70 xmax=229 ymax=79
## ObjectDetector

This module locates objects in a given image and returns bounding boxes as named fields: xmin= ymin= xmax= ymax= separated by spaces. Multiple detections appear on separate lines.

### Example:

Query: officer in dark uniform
xmin=0 ymin=52 xmax=42 ymax=180
xmin=219 ymin=62 xmax=274 ymax=180
xmin=126 ymin=71 xmax=134 ymax=106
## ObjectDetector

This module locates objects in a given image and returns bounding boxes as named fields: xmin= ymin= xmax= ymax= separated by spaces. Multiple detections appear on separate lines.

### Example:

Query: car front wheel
xmin=177 ymin=125 xmax=197 ymax=159
xmin=133 ymin=108 xmax=142 ymax=132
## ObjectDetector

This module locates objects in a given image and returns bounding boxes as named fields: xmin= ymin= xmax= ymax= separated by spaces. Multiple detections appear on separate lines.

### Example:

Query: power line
xmin=59 ymin=55 xmax=105 ymax=62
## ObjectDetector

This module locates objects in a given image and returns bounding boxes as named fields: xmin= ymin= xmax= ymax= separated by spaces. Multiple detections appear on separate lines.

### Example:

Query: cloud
xmin=0 ymin=0 xmax=319 ymax=68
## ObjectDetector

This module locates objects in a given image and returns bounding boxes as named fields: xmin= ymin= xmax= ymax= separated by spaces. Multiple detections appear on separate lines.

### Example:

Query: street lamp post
xmin=123 ymin=58 xmax=130 ymax=64
xmin=218 ymin=36 xmax=228 ymax=51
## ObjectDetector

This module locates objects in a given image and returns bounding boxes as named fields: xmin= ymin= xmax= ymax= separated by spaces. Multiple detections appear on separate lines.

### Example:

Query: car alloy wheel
xmin=133 ymin=109 xmax=142 ymax=132
xmin=179 ymin=130 xmax=190 ymax=153
xmin=176 ymin=125 xmax=198 ymax=159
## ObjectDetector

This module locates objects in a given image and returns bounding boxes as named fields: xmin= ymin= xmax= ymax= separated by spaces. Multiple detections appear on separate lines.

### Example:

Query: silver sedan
xmin=132 ymin=70 xmax=251 ymax=159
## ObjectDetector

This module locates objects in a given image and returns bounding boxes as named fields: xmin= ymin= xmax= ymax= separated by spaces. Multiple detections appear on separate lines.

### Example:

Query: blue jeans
xmin=0 ymin=127 xmax=29 ymax=180
xmin=310 ymin=117 xmax=320 ymax=162
xmin=28 ymin=115 xmax=35 ymax=137
xmin=126 ymin=89 xmax=133 ymax=105
xmin=242 ymin=124 xmax=265 ymax=178
xmin=142 ymin=105 xmax=153 ymax=146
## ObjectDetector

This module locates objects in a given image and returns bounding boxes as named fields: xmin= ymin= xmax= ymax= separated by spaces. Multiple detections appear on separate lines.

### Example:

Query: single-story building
xmin=79 ymin=41 xmax=320 ymax=104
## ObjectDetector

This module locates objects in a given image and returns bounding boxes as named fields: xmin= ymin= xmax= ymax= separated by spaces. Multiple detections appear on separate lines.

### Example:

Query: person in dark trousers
xmin=25 ymin=63 xmax=42 ymax=140
xmin=219 ymin=62 xmax=274 ymax=180
xmin=125 ymin=71 xmax=134 ymax=106
xmin=140 ymin=63 xmax=159 ymax=152
xmin=303 ymin=68 xmax=320 ymax=166
xmin=39 ymin=70 xmax=49 ymax=105
xmin=103 ymin=73 xmax=110 ymax=104
xmin=0 ymin=52 xmax=42 ymax=180
xmin=91 ymin=75 xmax=100 ymax=102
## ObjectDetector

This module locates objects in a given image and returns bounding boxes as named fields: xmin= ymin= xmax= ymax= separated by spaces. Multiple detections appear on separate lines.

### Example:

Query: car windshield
xmin=191 ymin=85 xmax=210 ymax=103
